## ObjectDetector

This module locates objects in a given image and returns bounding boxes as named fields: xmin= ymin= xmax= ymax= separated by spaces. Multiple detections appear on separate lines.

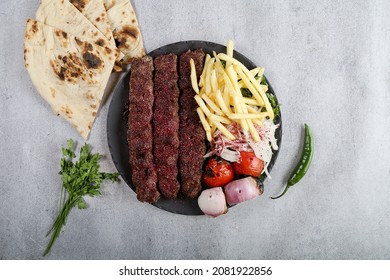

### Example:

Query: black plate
xmin=107 ymin=41 xmax=282 ymax=215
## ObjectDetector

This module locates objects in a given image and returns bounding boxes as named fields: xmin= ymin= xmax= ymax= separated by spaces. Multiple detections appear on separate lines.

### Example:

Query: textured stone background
xmin=1 ymin=0 xmax=389 ymax=259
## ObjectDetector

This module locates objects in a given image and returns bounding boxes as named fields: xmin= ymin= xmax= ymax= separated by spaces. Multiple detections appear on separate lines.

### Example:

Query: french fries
xmin=191 ymin=40 xmax=274 ymax=142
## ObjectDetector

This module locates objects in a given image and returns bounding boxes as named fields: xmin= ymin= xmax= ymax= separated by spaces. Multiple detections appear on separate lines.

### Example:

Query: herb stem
xmin=43 ymin=139 xmax=119 ymax=256
xmin=44 ymin=196 xmax=77 ymax=256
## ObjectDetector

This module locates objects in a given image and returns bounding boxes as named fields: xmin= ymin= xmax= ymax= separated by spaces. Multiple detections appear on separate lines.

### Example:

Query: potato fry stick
xmin=222 ymin=86 xmax=231 ymax=114
xmin=245 ymin=107 xmax=265 ymax=126
xmin=226 ymin=65 xmax=239 ymax=93
xmin=211 ymin=122 xmax=216 ymax=135
xmin=196 ymin=108 xmax=211 ymax=132
xmin=206 ymin=131 xmax=212 ymax=142
xmin=243 ymin=97 xmax=261 ymax=106
xmin=246 ymin=105 xmax=260 ymax=114
xmin=213 ymin=52 xmax=226 ymax=82
xmin=257 ymin=67 xmax=265 ymax=77
xmin=234 ymin=65 xmax=265 ymax=107
xmin=250 ymin=67 xmax=260 ymax=76
xmin=229 ymin=113 xmax=269 ymax=119
xmin=215 ymin=89 xmax=231 ymax=116
xmin=238 ymin=81 xmax=268 ymax=93
xmin=211 ymin=69 xmax=218 ymax=93
xmin=190 ymin=59 xmax=199 ymax=94
xmin=226 ymin=40 xmax=234 ymax=68
xmin=210 ymin=114 xmax=231 ymax=124
xmin=222 ymin=72 xmax=234 ymax=94
xmin=205 ymin=58 xmax=215 ymax=95
xmin=217 ymin=53 xmax=274 ymax=119
xmin=193 ymin=41 xmax=273 ymax=144
xmin=232 ymin=96 xmax=248 ymax=131
xmin=202 ymin=94 xmax=223 ymax=116
xmin=213 ymin=120 xmax=235 ymax=140
xmin=199 ymin=54 xmax=211 ymax=87
xmin=252 ymin=119 xmax=263 ymax=126
xmin=194 ymin=95 xmax=212 ymax=117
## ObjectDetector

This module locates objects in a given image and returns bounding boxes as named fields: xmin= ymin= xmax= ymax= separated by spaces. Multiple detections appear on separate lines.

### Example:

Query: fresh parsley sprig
xmin=44 ymin=139 xmax=119 ymax=256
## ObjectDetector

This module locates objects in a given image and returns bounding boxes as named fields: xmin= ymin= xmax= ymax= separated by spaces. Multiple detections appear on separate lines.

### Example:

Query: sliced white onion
xmin=198 ymin=188 xmax=228 ymax=217
xmin=220 ymin=148 xmax=240 ymax=162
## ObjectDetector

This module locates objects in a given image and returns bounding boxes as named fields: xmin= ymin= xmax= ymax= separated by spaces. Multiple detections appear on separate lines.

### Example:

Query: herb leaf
xmin=240 ymin=87 xmax=252 ymax=98
xmin=266 ymin=92 xmax=280 ymax=117
xmin=260 ymin=75 xmax=268 ymax=86
xmin=44 ymin=139 xmax=119 ymax=256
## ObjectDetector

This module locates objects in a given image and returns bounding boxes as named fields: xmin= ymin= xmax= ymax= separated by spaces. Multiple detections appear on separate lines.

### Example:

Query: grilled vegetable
xmin=198 ymin=187 xmax=227 ymax=217
xmin=233 ymin=151 xmax=264 ymax=177
xmin=224 ymin=177 xmax=262 ymax=205
xmin=203 ymin=158 xmax=234 ymax=188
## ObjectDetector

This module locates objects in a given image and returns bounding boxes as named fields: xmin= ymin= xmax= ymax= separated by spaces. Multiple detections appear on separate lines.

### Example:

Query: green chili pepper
xmin=271 ymin=123 xmax=313 ymax=199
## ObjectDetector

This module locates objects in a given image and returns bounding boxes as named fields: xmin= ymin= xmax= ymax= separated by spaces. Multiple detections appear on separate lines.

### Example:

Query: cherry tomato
xmin=233 ymin=151 xmax=264 ymax=177
xmin=203 ymin=158 xmax=234 ymax=188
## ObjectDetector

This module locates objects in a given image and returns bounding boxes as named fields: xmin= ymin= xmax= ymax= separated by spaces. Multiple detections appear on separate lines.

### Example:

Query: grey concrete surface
xmin=1 ymin=0 xmax=389 ymax=260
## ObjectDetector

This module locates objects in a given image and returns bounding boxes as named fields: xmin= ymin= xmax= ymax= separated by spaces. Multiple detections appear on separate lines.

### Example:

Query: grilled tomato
xmin=233 ymin=151 xmax=264 ymax=177
xmin=203 ymin=158 xmax=234 ymax=188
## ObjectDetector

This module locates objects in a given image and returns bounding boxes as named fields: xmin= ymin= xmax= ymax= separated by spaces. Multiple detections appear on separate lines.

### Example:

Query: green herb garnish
xmin=240 ymin=87 xmax=252 ymax=98
xmin=259 ymin=75 xmax=268 ymax=86
xmin=266 ymin=92 xmax=280 ymax=117
xmin=43 ymin=139 xmax=119 ymax=256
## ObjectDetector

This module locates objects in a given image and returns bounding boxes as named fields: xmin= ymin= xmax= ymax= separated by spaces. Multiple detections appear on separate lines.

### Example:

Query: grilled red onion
xmin=224 ymin=177 xmax=261 ymax=206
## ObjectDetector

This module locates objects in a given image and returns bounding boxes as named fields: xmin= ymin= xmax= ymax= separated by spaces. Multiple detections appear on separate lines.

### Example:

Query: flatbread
xmin=103 ymin=0 xmax=145 ymax=64
xmin=24 ymin=19 xmax=118 ymax=139
xmin=67 ymin=0 xmax=125 ymax=71
xmin=68 ymin=0 xmax=114 ymax=45
xmin=36 ymin=0 xmax=124 ymax=61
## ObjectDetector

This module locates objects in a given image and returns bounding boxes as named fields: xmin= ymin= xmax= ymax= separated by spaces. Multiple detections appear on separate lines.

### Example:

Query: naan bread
xmin=69 ymin=0 xmax=114 ymax=45
xmin=24 ymin=19 xmax=119 ymax=139
xmin=103 ymin=0 xmax=145 ymax=64
xmin=36 ymin=0 xmax=124 ymax=61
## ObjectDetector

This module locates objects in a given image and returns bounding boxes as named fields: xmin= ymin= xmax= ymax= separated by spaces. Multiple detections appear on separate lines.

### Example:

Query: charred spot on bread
xmin=113 ymin=25 xmax=139 ymax=50
xmin=104 ymin=46 xmax=112 ymax=54
xmin=86 ymin=91 xmax=94 ymax=100
xmin=61 ymin=105 xmax=73 ymax=118
xmin=55 ymin=30 xmax=67 ymax=39
xmin=104 ymin=0 xmax=116 ymax=10
xmin=69 ymin=0 xmax=89 ymax=12
xmin=95 ymin=39 xmax=105 ymax=47
xmin=85 ymin=42 xmax=94 ymax=51
xmin=59 ymin=67 xmax=66 ymax=80
xmin=31 ymin=21 xmax=38 ymax=33
xmin=75 ymin=38 xmax=83 ymax=47
xmin=50 ymin=87 xmax=56 ymax=98
xmin=50 ymin=52 xmax=86 ymax=83
xmin=82 ymin=52 xmax=102 ymax=69
xmin=121 ymin=25 xmax=138 ymax=39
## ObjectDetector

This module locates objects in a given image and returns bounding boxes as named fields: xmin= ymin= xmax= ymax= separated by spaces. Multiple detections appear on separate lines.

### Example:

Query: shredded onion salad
xmin=190 ymin=40 xmax=280 ymax=178
xmin=204 ymin=120 xmax=279 ymax=177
